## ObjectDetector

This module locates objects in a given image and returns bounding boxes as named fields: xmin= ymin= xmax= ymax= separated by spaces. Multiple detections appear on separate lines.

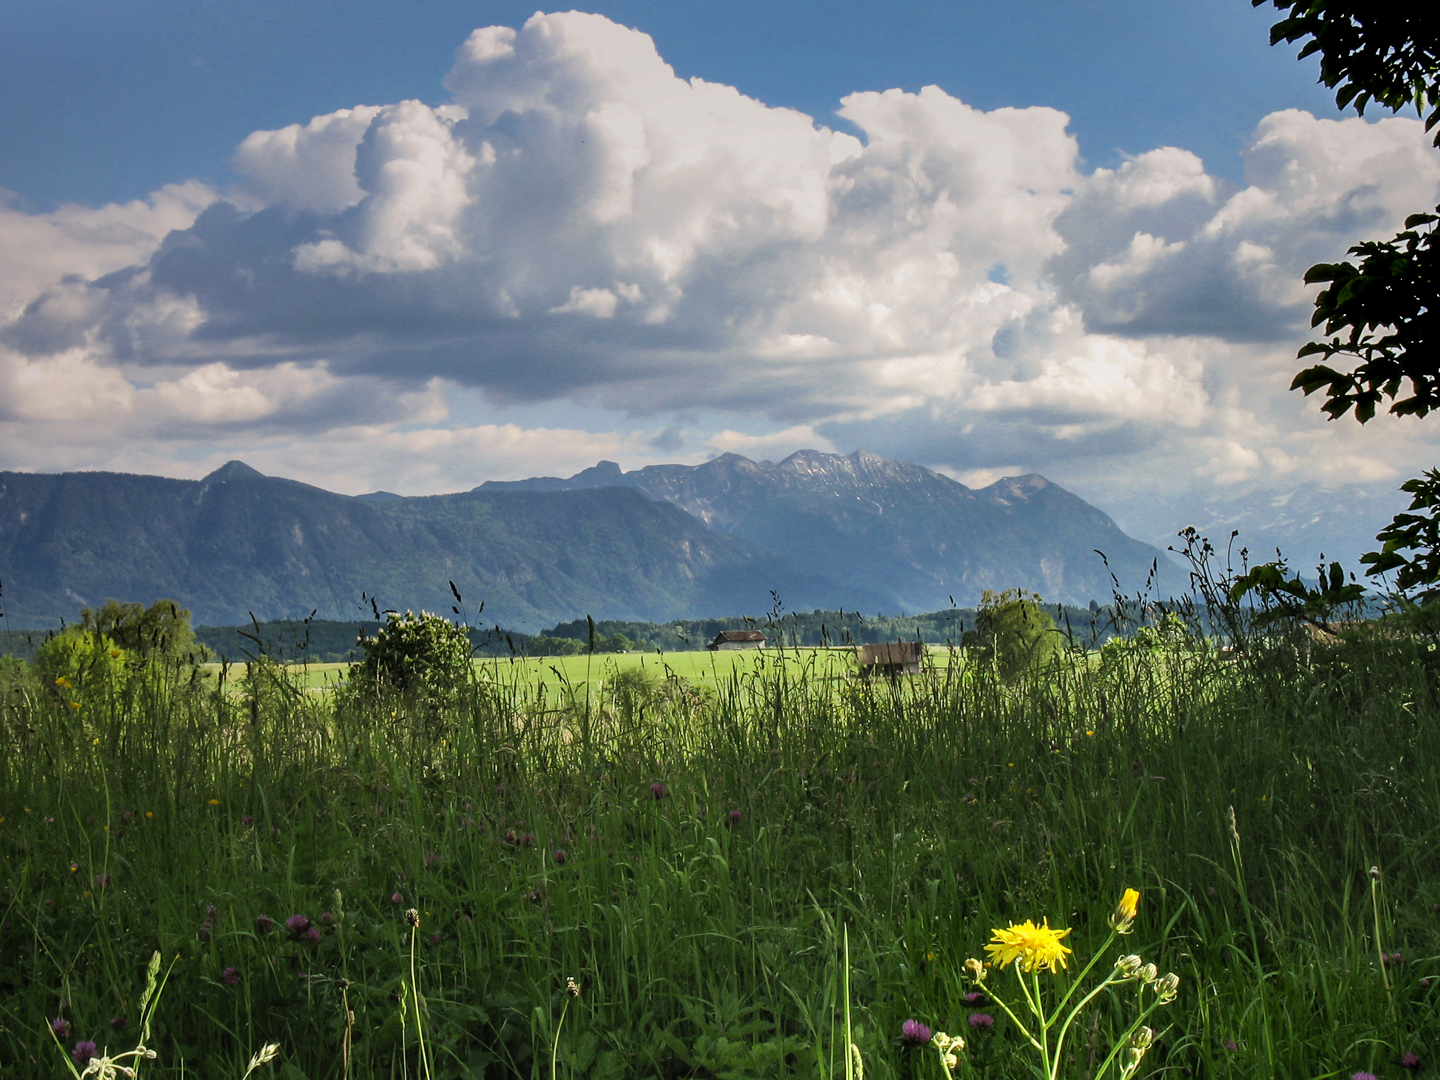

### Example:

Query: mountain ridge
xmin=0 ymin=450 xmax=1183 ymax=628
xmin=481 ymin=448 xmax=1186 ymax=610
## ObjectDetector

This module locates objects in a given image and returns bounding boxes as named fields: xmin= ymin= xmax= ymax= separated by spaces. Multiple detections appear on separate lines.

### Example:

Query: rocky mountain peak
xmin=202 ymin=460 xmax=266 ymax=484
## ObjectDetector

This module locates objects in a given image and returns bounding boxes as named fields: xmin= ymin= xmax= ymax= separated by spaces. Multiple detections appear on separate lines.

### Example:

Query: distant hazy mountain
xmin=0 ymin=450 xmax=1185 ymax=629
xmin=0 ymin=462 xmax=876 ymax=629
xmin=482 ymin=449 xmax=1187 ymax=611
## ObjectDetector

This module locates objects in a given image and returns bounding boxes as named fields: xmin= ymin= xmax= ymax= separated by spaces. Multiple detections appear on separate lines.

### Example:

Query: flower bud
xmin=1155 ymin=973 xmax=1180 ymax=1003
xmin=1110 ymin=888 xmax=1140 ymax=933
xmin=1138 ymin=962 xmax=1158 ymax=984
xmin=1115 ymin=954 xmax=1144 ymax=977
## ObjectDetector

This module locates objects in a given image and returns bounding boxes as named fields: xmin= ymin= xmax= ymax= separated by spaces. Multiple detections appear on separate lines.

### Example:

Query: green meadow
xmin=206 ymin=647 xmax=870 ymax=695
xmin=2 ymin=623 xmax=1438 ymax=1079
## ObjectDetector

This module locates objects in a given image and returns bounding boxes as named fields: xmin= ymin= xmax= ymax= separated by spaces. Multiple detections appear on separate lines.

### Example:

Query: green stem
xmin=409 ymin=925 xmax=432 ymax=1080
xmin=1049 ymin=929 xmax=1117 ymax=1025
xmin=1034 ymin=972 xmax=1051 ymax=1080
xmin=1370 ymin=868 xmax=1401 ymax=1042
xmin=1050 ymin=973 xmax=1127 ymax=1080
xmin=981 ymin=986 xmax=1042 ymax=1052
xmin=844 ymin=926 xmax=855 ymax=1080
xmin=551 ymin=996 xmax=571 ymax=1080
xmin=1090 ymin=993 xmax=1165 ymax=1080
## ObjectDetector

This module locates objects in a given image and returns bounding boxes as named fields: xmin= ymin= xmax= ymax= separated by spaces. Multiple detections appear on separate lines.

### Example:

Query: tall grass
xmin=1 ymin=632 xmax=1437 ymax=1078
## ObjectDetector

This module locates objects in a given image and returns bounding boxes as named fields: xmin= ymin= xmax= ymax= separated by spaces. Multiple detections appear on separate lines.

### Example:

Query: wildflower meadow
xmin=1 ymin=599 xmax=1438 ymax=1079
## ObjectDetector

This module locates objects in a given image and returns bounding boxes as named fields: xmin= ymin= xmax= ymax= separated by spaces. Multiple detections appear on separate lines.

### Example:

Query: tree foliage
xmin=1290 ymin=210 xmax=1439 ymax=422
xmin=1256 ymin=2 xmax=1439 ymax=140
xmin=1361 ymin=468 xmax=1440 ymax=598
xmin=78 ymin=598 xmax=202 ymax=661
xmin=1254 ymin=0 xmax=1440 ymax=596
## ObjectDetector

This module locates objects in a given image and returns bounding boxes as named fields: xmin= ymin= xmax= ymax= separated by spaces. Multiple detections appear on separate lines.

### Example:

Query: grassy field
xmin=205 ymin=647 xmax=923 ymax=694
xmin=2 ymin=626 xmax=1438 ymax=1079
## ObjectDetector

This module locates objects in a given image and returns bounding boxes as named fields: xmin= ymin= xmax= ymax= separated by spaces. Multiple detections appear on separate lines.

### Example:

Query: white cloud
xmin=232 ymin=106 xmax=383 ymax=213
xmin=2 ymin=9 xmax=1440 ymax=561
xmin=704 ymin=425 xmax=837 ymax=460
xmin=0 ymin=181 xmax=214 ymax=318
xmin=549 ymin=285 xmax=619 ymax=318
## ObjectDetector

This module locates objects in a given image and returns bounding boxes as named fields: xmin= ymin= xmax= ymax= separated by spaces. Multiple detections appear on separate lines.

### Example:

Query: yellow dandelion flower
xmin=208 ymin=799 xmax=220 ymax=806
xmin=1111 ymin=888 xmax=1140 ymax=933
xmin=984 ymin=918 xmax=1073 ymax=974
xmin=55 ymin=676 xmax=72 ymax=689
xmin=68 ymin=701 xmax=81 ymax=710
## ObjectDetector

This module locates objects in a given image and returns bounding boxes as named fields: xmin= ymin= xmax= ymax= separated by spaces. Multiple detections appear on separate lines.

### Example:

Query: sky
xmin=3 ymin=0 xmax=1439 ymax=566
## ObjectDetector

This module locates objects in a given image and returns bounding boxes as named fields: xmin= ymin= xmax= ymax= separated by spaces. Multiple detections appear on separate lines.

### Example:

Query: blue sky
xmin=1 ymin=0 xmax=1438 ymax=565
xmin=3 ymin=0 xmax=1340 ymax=206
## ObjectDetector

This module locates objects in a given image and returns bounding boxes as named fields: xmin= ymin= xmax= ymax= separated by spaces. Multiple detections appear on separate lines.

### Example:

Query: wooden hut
xmin=707 ymin=629 xmax=767 ymax=651
xmin=857 ymin=640 xmax=924 ymax=676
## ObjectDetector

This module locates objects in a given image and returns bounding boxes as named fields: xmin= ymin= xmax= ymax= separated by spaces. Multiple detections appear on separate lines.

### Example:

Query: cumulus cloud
xmin=1050 ymin=112 xmax=1440 ymax=341
xmin=0 ymin=181 xmax=214 ymax=318
xmin=3 ymin=8 xmax=1440 ymax=556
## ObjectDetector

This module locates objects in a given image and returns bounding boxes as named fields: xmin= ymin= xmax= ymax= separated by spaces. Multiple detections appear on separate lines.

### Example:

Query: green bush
xmin=351 ymin=610 xmax=472 ymax=695
xmin=32 ymin=627 xmax=131 ymax=702
xmin=964 ymin=588 xmax=1064 ymax=679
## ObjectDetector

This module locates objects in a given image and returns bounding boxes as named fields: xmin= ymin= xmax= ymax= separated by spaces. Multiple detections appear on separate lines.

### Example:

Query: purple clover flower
xmin=969 ymin=1013 xmax=995 ymax=1029
xmin=1354 ymin=1072 xmax=1380 ymax=1080
xmin=71 ymin=1041 xmax=98 ymax=1065
xmin=650 ymin=782 xmax=667 ymax=800
xmin=552 ymin=849 xmax=567 ymax=865
xmin=222 ymin=967 xmax=242 ymax=986
xmin=51 ymin=1018 xmax=71 ymax=1039
xmin=1401 ymin=1054 xmax=1420 ymax=1071
xmin=728 ymin=809 xmax=742 ymax=826
xmin=963 ymin=990 xmax=986 ymax=1004
xmin=900 ymin=1020 xmax=931 ymax=1046
xmin=302 ymin=926 xmax=322 ymax=944
xmin=391 ymin=892 xmax=404 ymax=905
xmin=285 ymin=914 xmax=311 ymax=935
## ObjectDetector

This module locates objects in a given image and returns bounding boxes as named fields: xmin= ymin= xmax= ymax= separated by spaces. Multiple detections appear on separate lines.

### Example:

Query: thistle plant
xmin=963 ymin=890 xmax=1178 ymax=1080
xmin=50 ymin=952 xmax=171 ymax=1080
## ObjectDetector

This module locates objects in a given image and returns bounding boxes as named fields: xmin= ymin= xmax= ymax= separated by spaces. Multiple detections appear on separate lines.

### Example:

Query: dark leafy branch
xmin=1255 ymin=2 xmax=1440 ymax=144
xmin=1360 ymin=468 xmax=1440 ymax=599
xmin=1291 ymin=209 xmax=1439 ymax=423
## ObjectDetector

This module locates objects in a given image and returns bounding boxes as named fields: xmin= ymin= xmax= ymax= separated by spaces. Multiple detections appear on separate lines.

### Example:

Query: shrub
xmin=964 ymin=589 xmax=1064 ymax=679
xmin=33 ymin=628 xmax=131 ymax=700
xmin=352 ymin=610 xmax=472 ymax=695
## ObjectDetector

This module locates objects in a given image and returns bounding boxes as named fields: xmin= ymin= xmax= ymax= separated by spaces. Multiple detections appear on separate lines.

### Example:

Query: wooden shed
xmin=707 ymin=629 xmax=767 ymax=651
xmin=857 ymin=640 xmax=925 ymax=676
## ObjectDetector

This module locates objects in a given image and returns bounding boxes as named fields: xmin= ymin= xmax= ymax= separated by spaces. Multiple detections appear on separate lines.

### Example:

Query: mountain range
xmin=0 ymin=449 xmax=1185 ymax=629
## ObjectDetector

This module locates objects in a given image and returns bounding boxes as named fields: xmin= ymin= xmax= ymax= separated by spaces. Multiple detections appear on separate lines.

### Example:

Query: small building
xmin=857 ymin=640 xmax=925 ymax=676
xmin=707 ymin=629 xmax=767 ymax=651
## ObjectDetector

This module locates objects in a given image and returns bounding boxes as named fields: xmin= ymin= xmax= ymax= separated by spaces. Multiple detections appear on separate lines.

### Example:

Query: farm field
xmin=205 ymin=646 xmax=947 ymax=695
xmin=3 ymin=624 xmax=1438 ymax=1079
